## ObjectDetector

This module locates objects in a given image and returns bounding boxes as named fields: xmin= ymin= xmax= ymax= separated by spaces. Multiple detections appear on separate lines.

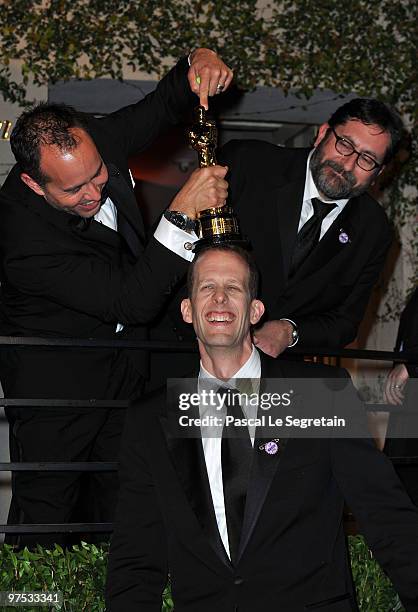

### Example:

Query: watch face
xmin=166 ymin=211 xmax=186 ymax=229
xmin=174 ymin=213 xmax=187 ymax=229
xmin=165 ymin=210 xmax=196 ymax=232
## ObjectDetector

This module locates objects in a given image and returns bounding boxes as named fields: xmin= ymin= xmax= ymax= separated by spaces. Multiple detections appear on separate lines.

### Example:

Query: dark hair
xmin=328 ymin=98 xmax=404 ymax=163
xmin=10 ymin=103 xmax=89 ymax=186
xmin=187 ymin=244 xmax=259 ymax=299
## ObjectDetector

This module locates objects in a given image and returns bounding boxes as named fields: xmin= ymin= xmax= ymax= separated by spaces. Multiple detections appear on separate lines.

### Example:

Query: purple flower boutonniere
xmin=338 ymin=229 xmax=350 ymax=244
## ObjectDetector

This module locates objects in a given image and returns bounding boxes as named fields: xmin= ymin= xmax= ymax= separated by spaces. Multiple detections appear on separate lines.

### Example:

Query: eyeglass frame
xmin=330 ymin=126 xmax=383 ymax=172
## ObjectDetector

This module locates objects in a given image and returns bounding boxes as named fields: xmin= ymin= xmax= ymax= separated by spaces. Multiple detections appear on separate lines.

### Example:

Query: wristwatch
xmin=280 ymin=318 xmax=299 ymax=348
xmin=164 ymin=210 xmax=196 ymax=233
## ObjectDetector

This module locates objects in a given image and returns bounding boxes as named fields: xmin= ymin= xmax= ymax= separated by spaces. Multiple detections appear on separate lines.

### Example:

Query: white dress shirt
xmin=198 ymin=346 xmax=261 ymax=558
xmin=300 ymin=151 xmax=349 ymax=239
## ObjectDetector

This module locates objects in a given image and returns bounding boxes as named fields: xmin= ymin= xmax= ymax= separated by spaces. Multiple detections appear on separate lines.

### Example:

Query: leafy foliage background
xmin=1 ymin=0 xmax=416 ymax=306
xmin=0 ymin=538 xmax=403 ymax=611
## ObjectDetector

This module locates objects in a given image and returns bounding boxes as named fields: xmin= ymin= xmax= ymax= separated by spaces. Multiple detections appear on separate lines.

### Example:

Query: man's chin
xmin=318 ymin=175 xmax=352 ymax=200
xmin=201 ymin=332 xmax=235 ymax=347
xmin=76 ymin=202 xmax=101 ymax=217
xmin=311 ymin=154 xmax=353 ymax=198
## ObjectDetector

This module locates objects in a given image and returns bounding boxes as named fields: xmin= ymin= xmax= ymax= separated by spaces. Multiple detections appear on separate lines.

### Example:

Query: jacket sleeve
xmin=277 ymin=222 xmax=393 ymax=348
xmin=2 ymin=222 xmax=189 ymax=326
xmin=94 ymin=56 xmax=197 ymax=158
xmin=105 ymin=406 xmax=168 ymax=611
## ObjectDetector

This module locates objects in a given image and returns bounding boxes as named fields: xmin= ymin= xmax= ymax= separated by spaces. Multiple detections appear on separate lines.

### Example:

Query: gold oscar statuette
xmin=188 ymin=106 xmax=245 ymax=251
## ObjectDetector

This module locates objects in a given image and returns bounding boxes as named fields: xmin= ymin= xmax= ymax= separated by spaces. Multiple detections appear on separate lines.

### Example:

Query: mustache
xmin=322 ymin=160 xmax=356 ymax=187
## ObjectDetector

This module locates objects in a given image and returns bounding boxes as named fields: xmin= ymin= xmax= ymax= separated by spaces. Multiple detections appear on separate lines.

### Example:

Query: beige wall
xmin=0 ymin=60 xmax=47 ymax=185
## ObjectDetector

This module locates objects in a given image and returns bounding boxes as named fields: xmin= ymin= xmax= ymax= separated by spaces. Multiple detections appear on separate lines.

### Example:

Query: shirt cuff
xmin=154 ymin=216 xmax=198 ymax=262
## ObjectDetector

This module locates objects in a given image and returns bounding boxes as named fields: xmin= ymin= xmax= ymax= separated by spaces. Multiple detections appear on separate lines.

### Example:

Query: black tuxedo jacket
xmin=106 ymin=354 xmax=418 ymax=611
xmin=218 ymin=140 xmax=393 ymax=349
xmin=0 ymin=57 xmax=194 ymax=400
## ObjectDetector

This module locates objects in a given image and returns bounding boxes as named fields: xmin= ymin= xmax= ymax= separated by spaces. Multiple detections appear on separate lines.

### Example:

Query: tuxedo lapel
xmin=238 ymin=433 xmax=288 ymax=562
xmin=70 ymin=214 xmax=124 ymax=252
xmin=116 ymin=210 xmax=143 ymax=258
xmin=275 ymin=179 xmax=305 ymax=280
xmin=273 ymin=153 xmax=307 ymax=281
xmin=238 ymin=357 xmax=290 ymax=562
xmin=159 ymin=383 xmax=231 ymax=568
xmin=106 ymin=162 xmax=145 ymax=247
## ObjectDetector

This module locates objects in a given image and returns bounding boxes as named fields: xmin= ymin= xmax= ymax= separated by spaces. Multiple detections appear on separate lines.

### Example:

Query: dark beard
xmin=310 ymin=147 xmax=366 ymax=200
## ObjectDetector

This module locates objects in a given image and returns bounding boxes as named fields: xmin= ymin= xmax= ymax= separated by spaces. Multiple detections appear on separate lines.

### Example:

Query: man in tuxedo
xmin=217 ymin=98 xmax=404 ymax=357
xmin=106 ymin=245 xmax=418 ymax=611
xmin=0 ymin=48 xmax=232 ymax=547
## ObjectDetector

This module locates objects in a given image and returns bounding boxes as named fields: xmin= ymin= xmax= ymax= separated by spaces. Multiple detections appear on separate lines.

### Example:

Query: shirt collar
xmin=199 ymin=344 xmax=261 ymax=390
xmin=303 ymin=150 xmax=349 ymax=209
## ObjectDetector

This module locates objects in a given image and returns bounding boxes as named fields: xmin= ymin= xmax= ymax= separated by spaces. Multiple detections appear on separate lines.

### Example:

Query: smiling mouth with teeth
xmin=206 ymin=312 xmax=235 ymax=323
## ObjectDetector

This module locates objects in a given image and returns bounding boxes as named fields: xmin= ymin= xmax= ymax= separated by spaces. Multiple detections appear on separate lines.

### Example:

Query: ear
xmin=20 ymin=172 xmax=46 ymax=197
xmin=314 ymin=122 xmax=330 ymax=148
xmin=180 ymin=298 xmax=193 ymax=324
xmin=249 ymin=299 xmax=265 ymax=326
xmin=370 ymin=164 xmax=386 ymax=187
xmin=375 ymin=164 xmax=386 ymax=178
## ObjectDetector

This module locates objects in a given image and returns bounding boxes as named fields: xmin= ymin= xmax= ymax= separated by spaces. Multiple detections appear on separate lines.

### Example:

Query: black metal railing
xmin=0 ymin=336 xmax=415 ymax=535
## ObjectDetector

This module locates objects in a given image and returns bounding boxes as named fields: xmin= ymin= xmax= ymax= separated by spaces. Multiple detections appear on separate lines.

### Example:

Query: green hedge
xmin=0 ymin=537 xmax=403 ymax=611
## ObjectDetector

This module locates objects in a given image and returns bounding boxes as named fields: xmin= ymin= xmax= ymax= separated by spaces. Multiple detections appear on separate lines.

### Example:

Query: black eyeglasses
xmin=330 ymin=127 xmax=383 ymax=172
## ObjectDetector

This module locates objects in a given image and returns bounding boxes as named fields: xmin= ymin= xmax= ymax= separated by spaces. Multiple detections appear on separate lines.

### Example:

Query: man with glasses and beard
xmin=217 ymin=99 xmax=403 ymax=357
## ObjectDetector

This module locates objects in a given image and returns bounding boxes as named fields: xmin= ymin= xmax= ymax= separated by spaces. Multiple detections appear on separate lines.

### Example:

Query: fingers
xmin=188 ymin=48 xmax=233 ymax=110
xmin=211 ymin=164 xmax=228 ymax=178
xmin=384 ymin=386 xmax=403 ymax=406
xmin=384 ymin=363 xmax=409 ymax=405
xmin=188 ymin=69 xmax=200 ymax=96
xmin=384 ymin=372 xmax=395 ymax=404
xmin=188 ymin=68 xmax=205 ymax=106
xmin=168 ymin=165 xmax=229 ymax=217
xmin=194 ymin=166 xmax=228 ymax=211
xmin=384 ymin=380 xmax=396 ymax=405
xmin=203 ymin=65 xmax=233 ymax=102
xmin=384 ymin=372 xmax=405 ymax=405
xmin=252 ymin=337 xmax=279 ymax=358
xmin=252 ymin=321 xmax=288 ymax=358
xmin=390 ymin=385 xmax=404 ymax=405
xmin=223 ymin=69 xmax=234 ymax=91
